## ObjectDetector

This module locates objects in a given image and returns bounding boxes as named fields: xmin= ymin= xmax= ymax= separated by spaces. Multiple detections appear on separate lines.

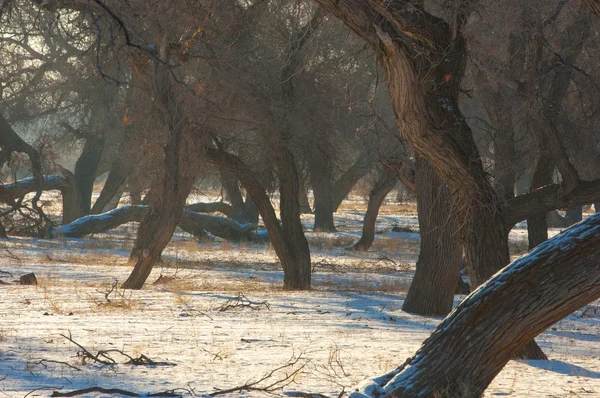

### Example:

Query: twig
xmin=25 ymin=387 xmax=63 ymax=398
xmin=0 ymin=270 xmax=13 ymax=277
xmin=33 ymin=359 xmax=81 ymax=371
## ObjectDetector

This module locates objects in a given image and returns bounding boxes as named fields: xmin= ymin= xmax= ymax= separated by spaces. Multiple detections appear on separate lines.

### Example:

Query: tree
xmin=350 ymin=213 xmax=600 ymax=397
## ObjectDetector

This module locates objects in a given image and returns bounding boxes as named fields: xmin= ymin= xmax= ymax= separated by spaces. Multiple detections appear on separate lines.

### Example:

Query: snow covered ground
xmin=1 ymin=201 xmax=599 ymax=397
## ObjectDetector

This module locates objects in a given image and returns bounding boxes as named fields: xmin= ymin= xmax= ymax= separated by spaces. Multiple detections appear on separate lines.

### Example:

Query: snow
xmin=1 ymin=204 xmax=600 ymax=397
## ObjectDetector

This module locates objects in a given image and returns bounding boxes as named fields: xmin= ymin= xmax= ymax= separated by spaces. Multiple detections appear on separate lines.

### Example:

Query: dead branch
xmin=210 ymin=353 xmax=307 ymax=396
xmin=32 ymin=359 xmax=81 ymax=371
xmin=60 ymin=332 xmax=176 ymax=367
xmin=50 ymin=386 xmax=182 ymax=397
xmin=217 ymin=292 xmax=271 ymax=311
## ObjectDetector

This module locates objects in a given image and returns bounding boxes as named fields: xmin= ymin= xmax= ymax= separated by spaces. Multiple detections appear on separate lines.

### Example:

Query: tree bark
xmin=121 ymin=47 xmax=197 ymax=289
xmin=314 ymin=0 xmax=544 ymax=359
xmin=402 ymin=158 xmax=462 ymax=317
xmin=348 ymin=168 xmax=396 ymax=251
xmin=351 ymin=214 xmax=600 ymax=397
xmin=277 ymin=147 xmax=312 ymax=289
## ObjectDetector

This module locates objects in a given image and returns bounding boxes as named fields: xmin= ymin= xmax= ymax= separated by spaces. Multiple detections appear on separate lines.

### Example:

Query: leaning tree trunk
xmin=348 ymin=168 xmax=396 ymax=251
xmin=206 ymin=147 xmax=311 ymax=290
xmin=91 ymin=159 xmax=128 ymax=214
xmin=121 ymin=53 xmax=197 ymax=289
xmin=402 ymin=158 xmax=462 ymax=316
xmin=351 ymin=214 xmax=600 ymax=397
xmin=314 ymin=0 xmax=544 ymax=359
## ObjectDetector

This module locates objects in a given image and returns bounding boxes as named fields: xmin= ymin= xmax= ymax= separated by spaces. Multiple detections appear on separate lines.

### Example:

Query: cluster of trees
xmin=2 ymin=0 xmax=600 ymax=395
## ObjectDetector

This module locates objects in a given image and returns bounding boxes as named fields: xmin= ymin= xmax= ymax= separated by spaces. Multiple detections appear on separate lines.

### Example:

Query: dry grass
xmin=336 ymin=201 xmax=417 ymax=215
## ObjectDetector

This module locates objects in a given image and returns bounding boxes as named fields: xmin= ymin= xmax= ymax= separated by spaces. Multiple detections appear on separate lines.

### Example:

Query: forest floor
xmin=1 ymin=194 xmax=599 ymax=397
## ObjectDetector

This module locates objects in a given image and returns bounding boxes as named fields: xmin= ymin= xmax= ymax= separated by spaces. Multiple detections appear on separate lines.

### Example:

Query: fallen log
xmin=50 ymin=205 xmax=264 ymax=242
xmin=0 ymin=175 xmax=70 ymax=206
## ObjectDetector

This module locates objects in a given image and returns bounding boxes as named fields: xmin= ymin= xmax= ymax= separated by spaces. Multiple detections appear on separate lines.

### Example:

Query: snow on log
xmin=51 ymin=205 xmax=263 ymax=242
xmin=351 ymin=213 xmax=600 ymax=397
xmin=0 ymin=175 xmax=69 ymax=205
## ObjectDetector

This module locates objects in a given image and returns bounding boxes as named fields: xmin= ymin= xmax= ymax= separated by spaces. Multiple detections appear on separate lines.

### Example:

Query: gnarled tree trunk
xmin=315 ymin=0 xmax=544 ymax=359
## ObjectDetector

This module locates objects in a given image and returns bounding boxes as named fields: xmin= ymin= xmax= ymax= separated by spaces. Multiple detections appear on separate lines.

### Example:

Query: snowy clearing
xmin=1 ymin=208 xmax=599 ymax=397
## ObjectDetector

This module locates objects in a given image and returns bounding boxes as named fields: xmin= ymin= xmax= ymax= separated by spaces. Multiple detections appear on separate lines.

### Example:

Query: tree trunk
xmin=314 ymin=0 xmax=544 ymax=359
xmin=91 ymin=160 xmax=128 ymax=214
xmin=351 ymin=214 xmax=600 ymax=397
xmin=527 ymin=154 xmax=554 ymax=249
xmin=330 ymin=150 xmax=374 ymax=212
xmin=308 ymin=147 xmax=336 ymax=232
xmin=220 ymin=167 xmax=244 ymax=211
xmin=121 ymin=53 xmax=197 ymax=289
xmin=277 ymin=147 xmax=312 ymax=289
xmin=298 ymin=180 xmax=312 ymax=214
xmin=72 ymin=134 xmax=105 ymax=222
xmin=206 ymin=147 xmax=311 ymax=290
xmin=402 ymin=158 xmax=462 ymax=317
xmin=239 ymin=198 xmax=259 ymax=227
xmin=348 ymin=168 xmax=396 ymax=251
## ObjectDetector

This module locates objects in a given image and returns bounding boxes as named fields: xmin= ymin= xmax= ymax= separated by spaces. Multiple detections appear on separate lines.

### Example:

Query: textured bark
xmin=352 ymin=214 xmax=600 ymax=397
xmin=402 ymin=158 xmax=462 ymax=317
xmin=488 ymin=92 xmax=515 ymax=200
xmin=315 ymin=0 xmax=543 ymax=359
xmin=348 ymin=168 xmax=396 ymax=251
xmin=91 ymin=160 xmax=128 ymax=214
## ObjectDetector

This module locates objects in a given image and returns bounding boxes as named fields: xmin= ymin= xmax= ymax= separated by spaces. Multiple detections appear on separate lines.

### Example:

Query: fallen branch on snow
xmin=217 ymin=292 xmax=271 ymax=311
xmin=61 ymin=332 xmax=176 ymax=367
xmin=50 ymin=386 xmax=182 ymax=397
xmin=210 ymin=353 xmax=307 ymax=396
